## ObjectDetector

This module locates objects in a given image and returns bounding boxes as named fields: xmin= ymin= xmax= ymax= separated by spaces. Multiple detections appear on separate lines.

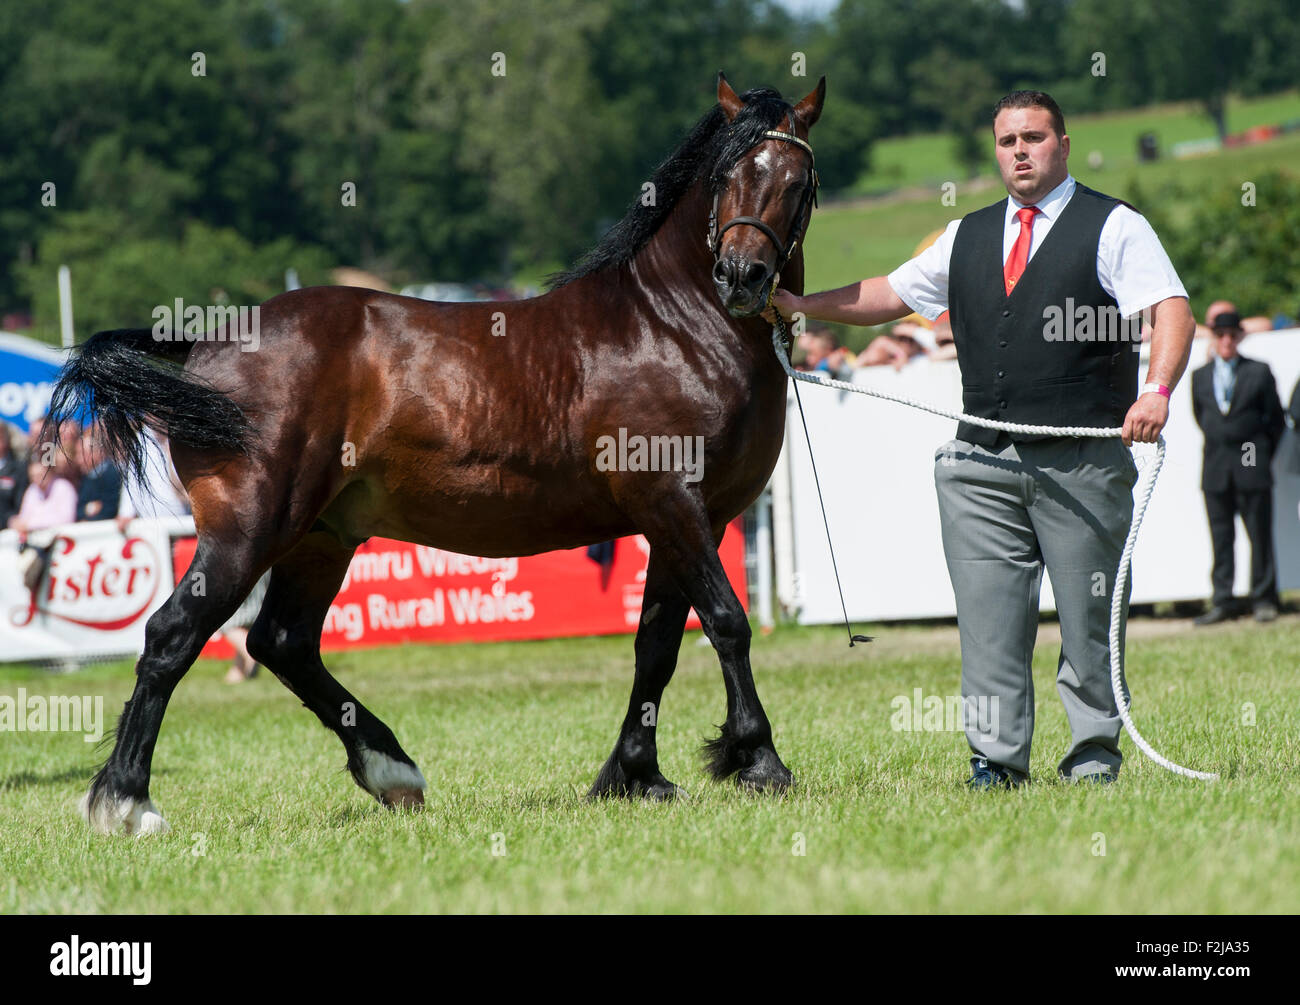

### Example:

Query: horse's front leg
xmin=589 ymin=548 xmax=691 ymax=799
xmin=634 ymin=492 xmax=793 ymax=792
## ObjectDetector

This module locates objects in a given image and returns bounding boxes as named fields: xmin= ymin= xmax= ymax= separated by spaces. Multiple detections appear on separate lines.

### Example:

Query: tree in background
xmin=1062 ymin=0 xmax=1300 ymax=140
xmin=2 ymin=0 xmax=1297 ymax=342
xmin=17 ymin=213 xmax=331 ymax=342
xmin=1134 ymin=170 xmax=1300 ymax=318
xmin=911 ymin=49 xmax=997 ymax=180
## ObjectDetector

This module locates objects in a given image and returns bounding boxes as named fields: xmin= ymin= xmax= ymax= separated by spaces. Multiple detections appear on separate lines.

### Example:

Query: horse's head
xmin=708 ymin=73 xmax=825 ymax=318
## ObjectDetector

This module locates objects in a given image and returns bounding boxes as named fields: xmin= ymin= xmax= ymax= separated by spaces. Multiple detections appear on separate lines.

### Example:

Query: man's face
xmin=804 ymin=335 xmax=833 ymax=367
xmin=1213 ymin=328 xmax=1242 ymax=361
xmin=79 ymin=431 xmax=103 ymax=471
xmin=994 ymin=107 xmax=1069 ymax=204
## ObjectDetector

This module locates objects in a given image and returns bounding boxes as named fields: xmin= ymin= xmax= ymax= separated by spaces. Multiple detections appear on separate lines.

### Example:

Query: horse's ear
xmin=717 ymin=71 xmax=744 ymax=121
xmin=793 ymin=76 xmax=826 ymax=129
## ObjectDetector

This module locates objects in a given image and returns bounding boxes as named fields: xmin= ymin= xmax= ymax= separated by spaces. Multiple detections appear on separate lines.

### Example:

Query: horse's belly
xmin=329 ymin=477 xmax=635 ymax=558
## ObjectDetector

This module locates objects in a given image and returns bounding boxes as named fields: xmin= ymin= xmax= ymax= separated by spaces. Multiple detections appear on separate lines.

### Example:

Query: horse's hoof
xmin=358 ymin=748 xmax=427 ymax=807
xmin=736 ymin=748 xmax=794 ymax=793
xmin=637 ymin=778 xmax=688 ymax=801
xmin=587 ymin=763 xmax=686 ymax=802
xmin=380 ymin=787 xmax=425 ymax=810
xmin=79 ymin=791 xmax=171 ymax=836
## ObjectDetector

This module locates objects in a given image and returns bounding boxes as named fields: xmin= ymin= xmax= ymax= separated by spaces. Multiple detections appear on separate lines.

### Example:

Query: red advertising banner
xmin=174 ymin=521 xmax=747 ymax=657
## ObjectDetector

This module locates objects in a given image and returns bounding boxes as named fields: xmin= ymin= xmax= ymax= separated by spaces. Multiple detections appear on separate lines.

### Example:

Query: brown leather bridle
xmin=706 ymin=129 xmax=819 ymax=277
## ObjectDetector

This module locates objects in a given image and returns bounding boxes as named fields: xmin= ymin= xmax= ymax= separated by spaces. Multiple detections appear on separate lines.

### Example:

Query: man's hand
xmin=761 ymin=288 xmax=800 ymax=325
xmin=1121 ymin=392 xmax=1169 ymax=446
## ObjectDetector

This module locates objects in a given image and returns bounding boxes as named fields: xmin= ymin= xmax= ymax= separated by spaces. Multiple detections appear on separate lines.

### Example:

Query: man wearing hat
xmin=1191 ymin=307 xmax=1285 ymax=624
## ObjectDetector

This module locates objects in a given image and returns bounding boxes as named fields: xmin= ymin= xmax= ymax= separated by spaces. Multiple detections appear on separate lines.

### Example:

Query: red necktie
xmin=1003 ymin=206 xmax=1039 ymax=295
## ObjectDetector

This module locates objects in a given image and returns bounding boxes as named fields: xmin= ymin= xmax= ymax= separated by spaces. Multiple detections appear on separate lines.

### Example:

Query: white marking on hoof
xmin=358 ymin=748 xmax=426 ymax=802
xmin=79 ymin=791 xmax=170 ymax=837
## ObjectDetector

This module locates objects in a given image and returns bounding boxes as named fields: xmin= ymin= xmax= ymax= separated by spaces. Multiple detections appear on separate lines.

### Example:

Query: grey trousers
xmin=934 ymin=436 xmax=1137 ymax=781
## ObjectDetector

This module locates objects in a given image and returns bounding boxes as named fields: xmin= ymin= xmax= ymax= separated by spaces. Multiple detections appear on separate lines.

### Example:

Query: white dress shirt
xmin=1212 ymin=355 xmax=1238 ymax=414
xmin=887 ymin=174 xmax=1187 ymax=321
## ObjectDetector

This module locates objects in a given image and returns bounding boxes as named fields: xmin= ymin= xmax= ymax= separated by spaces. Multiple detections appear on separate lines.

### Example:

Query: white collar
xmin=1007 ymin=174 xmax=1075 ymax=223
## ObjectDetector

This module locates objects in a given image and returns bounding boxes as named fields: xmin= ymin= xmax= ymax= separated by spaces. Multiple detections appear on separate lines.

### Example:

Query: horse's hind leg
xmin=589 ymin=549 xmax=691 ymax=799
xmin=247 ymin=531 xmax=425 ymax=809
xmin=83 ymin=538 xmax=263 ymax=835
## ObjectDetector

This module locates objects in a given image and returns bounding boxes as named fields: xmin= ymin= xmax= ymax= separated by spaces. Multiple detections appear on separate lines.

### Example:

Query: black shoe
xmin=966 ymin=758 xmax=1020 ymax=790
xmin=1194 ymin=606 xmax=1234 ymax=626
xmin=1071 ymin=771 xmax=1117 ymax=785
xmin=1254 ymin=603 xmax=1278 ymax=623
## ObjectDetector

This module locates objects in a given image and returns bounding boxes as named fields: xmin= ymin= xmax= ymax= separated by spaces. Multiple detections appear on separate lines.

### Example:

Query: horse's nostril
xmin=745 ymin=262 xmax=770 ymax=287
xmin=713 ymin=259 xmax=734 ymax=286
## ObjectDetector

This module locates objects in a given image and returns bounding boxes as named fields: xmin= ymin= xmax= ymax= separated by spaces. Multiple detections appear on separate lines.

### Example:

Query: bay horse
xmin=49 ymin=73 xmax=826 ymax=834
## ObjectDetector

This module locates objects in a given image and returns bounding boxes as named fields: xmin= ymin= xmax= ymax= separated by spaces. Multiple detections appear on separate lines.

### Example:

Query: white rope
xmin=772 ymin=326 xmax=1218 ymax=782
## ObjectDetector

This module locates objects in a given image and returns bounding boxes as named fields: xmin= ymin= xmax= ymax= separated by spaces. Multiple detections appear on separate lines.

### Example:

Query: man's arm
xmin=1122 ymin=295 xmax=1195 ymax=445
xmin=763 ymin=277 xmax=914 ymax=328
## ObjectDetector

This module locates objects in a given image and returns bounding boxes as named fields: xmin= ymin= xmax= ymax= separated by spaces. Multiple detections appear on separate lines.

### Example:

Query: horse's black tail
xmin=46 ymin=328 xmax=252 ymax=487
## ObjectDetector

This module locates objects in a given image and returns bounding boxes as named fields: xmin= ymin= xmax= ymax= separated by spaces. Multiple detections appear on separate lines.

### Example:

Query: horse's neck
xmin=558 ymin=178 xmax=795 ymax=354
xmin=628 ymin=181 xmax=730 ymax=314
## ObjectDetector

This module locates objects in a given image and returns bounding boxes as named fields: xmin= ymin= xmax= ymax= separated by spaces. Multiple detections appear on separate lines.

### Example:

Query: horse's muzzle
xmin=713 ymin=256 xmax=772 ymax=317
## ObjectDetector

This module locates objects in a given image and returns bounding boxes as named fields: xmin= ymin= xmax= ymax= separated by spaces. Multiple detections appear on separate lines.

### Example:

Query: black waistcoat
xmin=948 ymin=183 xmax=1140 ymax=448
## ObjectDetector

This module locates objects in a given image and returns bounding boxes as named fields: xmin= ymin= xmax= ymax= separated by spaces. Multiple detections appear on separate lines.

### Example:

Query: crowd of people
xmin=795 ymin=299 xmax=1299 ymax=381
xmin=794 ymin=312 xmax=958 ymax=377
xmin=0 ymin=418 xmax=189 ymax=533
xmin=2 ymin=418 xmax=264 ymax=683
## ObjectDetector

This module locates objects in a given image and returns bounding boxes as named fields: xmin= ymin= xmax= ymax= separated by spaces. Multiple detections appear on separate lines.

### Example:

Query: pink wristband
xmin=1142 ymin=382 xmax=1171 ymax=398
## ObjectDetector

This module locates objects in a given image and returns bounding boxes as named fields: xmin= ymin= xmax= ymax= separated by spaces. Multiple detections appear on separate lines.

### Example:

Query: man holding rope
xmin=765 ymin=90 xmax=1195 ymax=788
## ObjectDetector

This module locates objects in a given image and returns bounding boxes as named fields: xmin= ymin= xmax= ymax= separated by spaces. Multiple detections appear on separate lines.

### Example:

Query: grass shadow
xmin=0 ymin=766 xmax=173 ymax=791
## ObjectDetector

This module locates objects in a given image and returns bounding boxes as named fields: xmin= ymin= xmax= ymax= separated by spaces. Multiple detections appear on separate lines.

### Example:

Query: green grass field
xmin=2 ymin=614 xmax=1296 ymax=913
xmin=852 ymin=90 xmax=1300 ymax=195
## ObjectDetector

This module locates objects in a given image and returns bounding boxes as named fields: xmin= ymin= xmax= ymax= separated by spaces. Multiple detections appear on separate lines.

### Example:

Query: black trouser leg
xmin=1236 ymin=487 xmax=1278 ymax=605
xmin=1203 ymin=488 xmax=1237 ymax=608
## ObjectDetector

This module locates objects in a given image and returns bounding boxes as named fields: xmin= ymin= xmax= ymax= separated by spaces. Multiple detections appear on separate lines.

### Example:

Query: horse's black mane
xmin=547 ymin=87 xmax=794 ymax=289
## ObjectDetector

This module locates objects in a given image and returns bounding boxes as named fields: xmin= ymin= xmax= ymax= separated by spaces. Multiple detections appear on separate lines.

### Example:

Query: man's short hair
xmin=993 ymin=90 xmax=1066 ymax=138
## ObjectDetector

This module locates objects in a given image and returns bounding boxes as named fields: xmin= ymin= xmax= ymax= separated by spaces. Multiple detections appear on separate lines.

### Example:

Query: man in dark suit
xmin=1191 ymin=309 xmax=1285 ymax=624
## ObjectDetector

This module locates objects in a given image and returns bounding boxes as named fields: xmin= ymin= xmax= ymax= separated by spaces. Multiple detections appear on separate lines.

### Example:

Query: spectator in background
xmin=8 ymin=455 xmax=77 ymax=532
xmin=24 ymin=416 xmax=80 ymax=487
xmin=1285 ymin=373 xmax=1300 ymax=476
xmin=54 ymin=420 xmax=81 ymax=487
xmin=795 ymin=327 xmax=855 ymax=377
xmin=858 ymin=313 xmax=958 ymax=370
xmin=858 ymin=321 xmax=927 ymax=370
xmin=929 ymin=312 xmax=957 ymax=360
xmin=116 ymin=428 xmax=191 ymax=527
xmin=1191 ymin=308 xmax=1285 ymax=625
xmin=219 ymin=576 xmax=269 ymax=684
xmin=1271 ymin=304 xmax=1298 ymax=331
xmin=75 ymin=422 xmax=122 ymax=522
xmin=0 ymin=424 xmax=28 ymax=528
xmin=1195 ymin=299 xmax=1279 ymax=351
xmin=110 ymin=427 xmax=260 ymax=683
xmin=1195 ymin=299 xmax=1237 ymax=354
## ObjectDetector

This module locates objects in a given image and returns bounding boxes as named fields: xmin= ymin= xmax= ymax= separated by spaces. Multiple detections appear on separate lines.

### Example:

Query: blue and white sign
xmin=0 ymin=332 xmax=67 ymax=433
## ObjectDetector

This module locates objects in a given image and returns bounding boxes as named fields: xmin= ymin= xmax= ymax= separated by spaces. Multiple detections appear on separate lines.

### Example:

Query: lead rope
xmin=768 ymin=307 xmax=1217 ymax=782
